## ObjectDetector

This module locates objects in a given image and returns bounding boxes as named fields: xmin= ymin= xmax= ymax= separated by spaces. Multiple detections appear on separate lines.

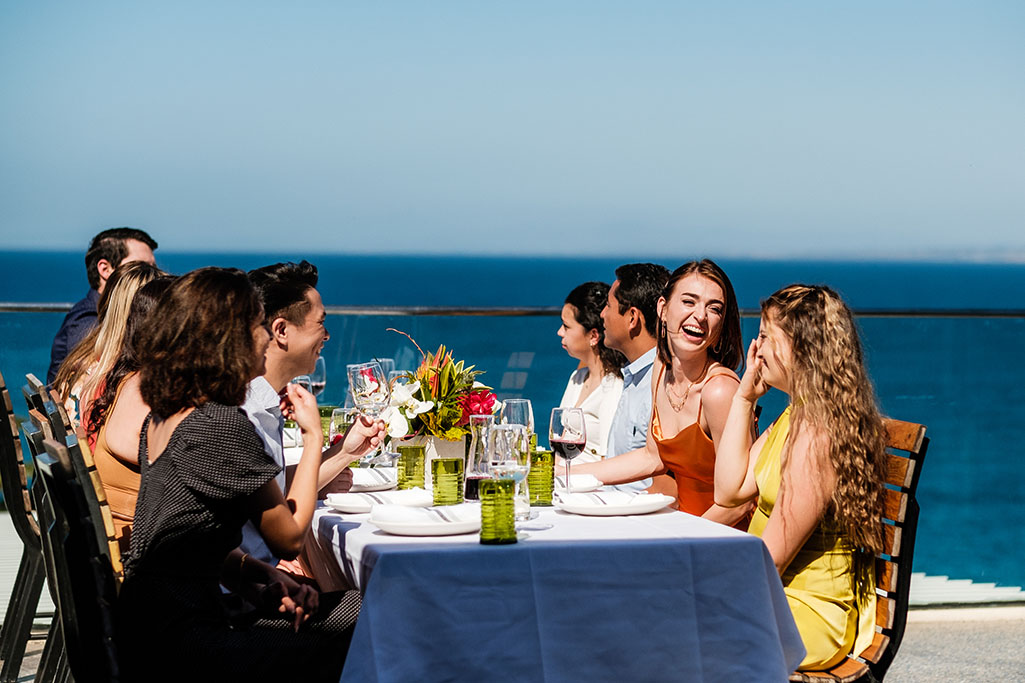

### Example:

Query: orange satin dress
xmin=651 ymin=365 xmax=751 ymax=531
xmin=91 ymin=381 xmax=141 ymax=555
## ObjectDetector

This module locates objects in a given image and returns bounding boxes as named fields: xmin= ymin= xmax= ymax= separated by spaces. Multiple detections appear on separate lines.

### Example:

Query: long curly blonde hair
xmin=763 ymin=285 xmax=887 ymax=563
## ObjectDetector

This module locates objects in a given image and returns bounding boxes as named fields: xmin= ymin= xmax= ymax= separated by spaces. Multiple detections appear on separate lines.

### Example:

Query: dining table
xmin=304 ymin=497 xmax=806 ymax=682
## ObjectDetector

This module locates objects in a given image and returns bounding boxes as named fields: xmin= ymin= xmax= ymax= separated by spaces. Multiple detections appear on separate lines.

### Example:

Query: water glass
xmin=328 ymin=407 xmax=353 ymax=447
xmin=528 ymin=447 xmax=554 ymax=506
xmin=396 ymin=445 xmax=425 ymax=489
xmin=318 ymin=405 xmax=338 ymax=447
xmin=490 ymin=424 xmax=530 ymax=521
xmin=431 ymin=458 xmax=464 ymax=505
xmin=479 ymin=478 xmax=516 ymax=545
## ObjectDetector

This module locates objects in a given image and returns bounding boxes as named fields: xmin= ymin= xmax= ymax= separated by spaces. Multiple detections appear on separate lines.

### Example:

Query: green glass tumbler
xmin=528 ymin=448 xmax=554 ymax=506
xmin=396 ymin=445 xmax=426 ymax=489
xmin=479 ymin=478 xmax=517 ymax=545
xmin=431 ymin=457 xmax=464 ymax=505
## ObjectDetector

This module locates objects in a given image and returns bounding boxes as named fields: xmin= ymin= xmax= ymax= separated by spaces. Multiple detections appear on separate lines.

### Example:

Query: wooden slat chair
xmin=39 ymin=394 xmax=124 ymax=584
xmin=0 ymin=370 xmax=48 ymax=683
xmin=23 ymin=374 xmax=48 ymax=414
xmin=790 ymin=419 xmax=928 ymax=683
xmin=34 ymin=438 xmax=121 ymax=682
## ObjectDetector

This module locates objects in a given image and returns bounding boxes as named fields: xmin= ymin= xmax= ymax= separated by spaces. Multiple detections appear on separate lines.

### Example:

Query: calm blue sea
xmin=2 ymin=251 xmax=1024 ymax=589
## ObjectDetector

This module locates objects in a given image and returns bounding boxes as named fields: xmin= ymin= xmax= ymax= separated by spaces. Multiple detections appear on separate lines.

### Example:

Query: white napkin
xmin=370 ymin=502 xmax=479 ymax=525
xmin=555 ymin=473 xmax=603 ymax=490
xmin=350 ymin=467 xmax=397 ymax=491
xmin=325 ymin=488 xmax=432 ymax=513
xmin=555 ymin=490 xmax=651 ymax=507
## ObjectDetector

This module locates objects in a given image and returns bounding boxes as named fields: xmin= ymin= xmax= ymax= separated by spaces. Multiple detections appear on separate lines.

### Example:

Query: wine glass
xmin=500 ymin=399 xmax=534 ymax=518
xmin=490 ymin=424 xmax=531 ymax=521
xmin=500 ymin=399 xmax=534 ymax=433
xmin=550 ymin=407 xmax=586 ymax=494
xmin=347 ymin=362 xmax=389 ymax=419
xmin=310 ymin=357 xmax=327 ymax=397
xmin=388 ymin=370 xmax=409 ymax=388
xmin=286 ymin=375 xmax=313 ymax=444
xmin=376 ymin=357 xmax=396 ymax=378
xmin=329 ymin=407 xmax=353 ymax=446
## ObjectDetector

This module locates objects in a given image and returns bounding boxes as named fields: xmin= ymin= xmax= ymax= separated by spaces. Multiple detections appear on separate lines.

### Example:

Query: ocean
xmin=2 ymin=250 xmax=1024 ymax=589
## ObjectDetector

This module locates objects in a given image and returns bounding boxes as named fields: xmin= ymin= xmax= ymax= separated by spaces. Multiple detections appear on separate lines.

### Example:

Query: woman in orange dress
xmin=570 ymin=259 xmax=753 ymax=529
xmin=85 ymin=276 xmax=174 ymax=553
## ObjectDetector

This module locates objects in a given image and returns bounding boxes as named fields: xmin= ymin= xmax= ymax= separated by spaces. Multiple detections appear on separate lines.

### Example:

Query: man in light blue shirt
xmin=241 ymin=261 xmax=384 ymax=566
xmin=602 ymin=263 xmax=669 ymax=491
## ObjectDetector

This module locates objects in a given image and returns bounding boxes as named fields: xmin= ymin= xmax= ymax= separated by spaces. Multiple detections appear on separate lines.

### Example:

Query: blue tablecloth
xmin=315 ymin=508 xmax=804 ymax=682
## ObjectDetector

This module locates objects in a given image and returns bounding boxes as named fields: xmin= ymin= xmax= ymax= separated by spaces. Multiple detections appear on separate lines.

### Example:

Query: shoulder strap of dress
xmin=696 ymin=366 xmax=740 ymax=422
xmin=651 ymin=362 xmax=667 ymax=424
xmin=139 ymin=413 xmax=153 ymax=474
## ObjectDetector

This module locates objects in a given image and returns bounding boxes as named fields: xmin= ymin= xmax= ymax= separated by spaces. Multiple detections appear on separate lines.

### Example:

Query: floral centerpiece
xmin=381 ymin=333 xmax=500 ymax=443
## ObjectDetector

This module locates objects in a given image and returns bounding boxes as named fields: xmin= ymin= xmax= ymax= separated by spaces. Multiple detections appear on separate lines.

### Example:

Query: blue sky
xmin=1 ymin=1 xmax=1023 ymax=258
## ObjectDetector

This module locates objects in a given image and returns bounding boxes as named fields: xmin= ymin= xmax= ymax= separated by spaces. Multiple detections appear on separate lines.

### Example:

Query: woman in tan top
xmin=86 ymin=276 xmax=175 ymax=553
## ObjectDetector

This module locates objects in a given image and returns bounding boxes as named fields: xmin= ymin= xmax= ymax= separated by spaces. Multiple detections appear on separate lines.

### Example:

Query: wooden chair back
xmin=791 ymin=418 xmax=928 ymax=683
xmin=0 ymin=369 xmax=40 ymax=545
xmin=34 ymin=438 xmax=121 ymax=682
xmin=40 ymin=395 xmax=124 ymax=583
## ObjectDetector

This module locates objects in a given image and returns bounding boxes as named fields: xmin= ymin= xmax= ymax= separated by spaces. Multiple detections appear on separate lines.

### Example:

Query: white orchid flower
xmin=402 ymin=398 xmax=434 ymax=418
xmin=380 ymin=405 xmax=410 ymax=439
xmin=390 ymin=380 xmax=420 ymax=406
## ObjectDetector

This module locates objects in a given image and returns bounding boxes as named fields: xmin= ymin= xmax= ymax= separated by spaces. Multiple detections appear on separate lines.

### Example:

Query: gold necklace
xmin=665 ymin=361 xmax=710 ymax=412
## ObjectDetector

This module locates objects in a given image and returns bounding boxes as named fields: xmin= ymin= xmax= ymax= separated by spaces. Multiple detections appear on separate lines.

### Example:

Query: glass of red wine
xmin=550 ymin=407 xmax=586 ymax=494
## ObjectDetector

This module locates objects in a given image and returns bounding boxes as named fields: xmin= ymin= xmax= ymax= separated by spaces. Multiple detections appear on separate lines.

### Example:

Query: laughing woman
xmin=569 ymin=260 xmax=752 ymax=530
xmin=714 ymin=285 xmax=887 ymax=670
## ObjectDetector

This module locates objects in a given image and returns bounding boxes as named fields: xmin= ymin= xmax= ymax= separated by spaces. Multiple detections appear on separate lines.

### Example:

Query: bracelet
xmin=239 ymin=552 xmax=249 ymax=574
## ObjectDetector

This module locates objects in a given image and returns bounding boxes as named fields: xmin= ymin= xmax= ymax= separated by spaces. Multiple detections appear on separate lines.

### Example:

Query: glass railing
xmin=2 ymin=306 xmax=1023 ymax=590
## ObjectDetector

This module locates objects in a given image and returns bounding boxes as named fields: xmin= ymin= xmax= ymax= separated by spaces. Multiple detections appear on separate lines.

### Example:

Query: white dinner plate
xmin=325 ymin=489 xmax=432 ymax=514
xmin=370 ymin=517 xmax=481 ymax=536
xmin=554 ymin=473 xmax=603 ymax=493
xmin=554 ymin=492 xmax=674 ymax=516
xmin=350 ymin=467 xmax=398 ymax=492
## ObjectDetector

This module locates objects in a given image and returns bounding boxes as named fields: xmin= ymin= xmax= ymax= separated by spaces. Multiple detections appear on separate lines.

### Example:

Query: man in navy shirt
xmin=46 ymin=227 xmax=158 ymax=383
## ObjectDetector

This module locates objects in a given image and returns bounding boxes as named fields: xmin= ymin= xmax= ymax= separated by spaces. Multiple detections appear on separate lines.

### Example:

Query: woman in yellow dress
xmin=714 ymin=285 xmax=887 ymax=670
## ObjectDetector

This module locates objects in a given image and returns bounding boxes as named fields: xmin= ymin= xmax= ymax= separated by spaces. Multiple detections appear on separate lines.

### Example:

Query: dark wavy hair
xmin=656 ymin=259 xmax=743 ymax=373
xmin=86 ymin=276 xmax=176 ymax=437
xmin=138 ymin=268 xmax=264 ymax=419
xmin=565 ymin=282 xmax=626 ymax=378
xmin=613 ymin=263 xmax=670 ymax=337
xmin=248 ymin=260 xmax=319 ymax=325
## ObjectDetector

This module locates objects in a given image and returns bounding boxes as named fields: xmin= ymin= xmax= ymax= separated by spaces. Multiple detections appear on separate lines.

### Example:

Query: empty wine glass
xmin=376 ymin=357 xmax=396 ymax=378
xmin=310 ymin=357 xmax=327 ymax=397
xmin=550 ymin=407 xmax=586 ymax=494
xmin=490 ymin=424 xmax=530 ymax=520
xmin=500 ymin=398 xmax=534 ymax=433
xmin=286 ymin=375 xmax=314 ymax=444
xmin=347 ymin=362 xmax=389 ymax=419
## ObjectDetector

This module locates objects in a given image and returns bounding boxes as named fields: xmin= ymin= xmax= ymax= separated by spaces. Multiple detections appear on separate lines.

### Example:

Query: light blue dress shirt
xmin=240 ymin=376 xmax=287 ymax=565
xmin=606 ymin=347 xmax=657 ymax=492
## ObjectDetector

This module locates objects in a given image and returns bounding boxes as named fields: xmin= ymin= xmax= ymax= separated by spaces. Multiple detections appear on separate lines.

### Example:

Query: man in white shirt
xmin=241 ymin=261 xmax=384 ymax=566
xmin=602 ymin=263 xmax=670 ymax=491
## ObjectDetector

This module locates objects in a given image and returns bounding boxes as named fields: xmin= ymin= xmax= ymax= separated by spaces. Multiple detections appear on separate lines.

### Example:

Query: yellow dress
xmin=748 ymin=407 xmax=875 ymax=670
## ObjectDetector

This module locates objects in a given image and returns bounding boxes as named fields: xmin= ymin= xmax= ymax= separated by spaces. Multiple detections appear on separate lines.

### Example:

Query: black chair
xmin=790 ymin=419 xmax=928 ymax=683
xmin=0 ymin=370 xmax=49 ymax=683
xmin=34 ymin=437 xmax=120 ymax=682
